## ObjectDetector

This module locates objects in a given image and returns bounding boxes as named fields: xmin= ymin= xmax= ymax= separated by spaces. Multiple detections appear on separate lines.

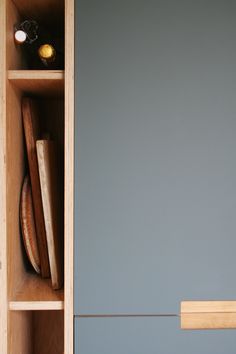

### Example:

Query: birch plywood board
xmin=64 ymin=0 xmax=74 ymax=350
xmin=181 ymin=301 xmax=236 ymax=329
xmin=36 ymin=140 xmax=63 ymax=289
xmin=22 ymin=97 xmax=50 ymax=277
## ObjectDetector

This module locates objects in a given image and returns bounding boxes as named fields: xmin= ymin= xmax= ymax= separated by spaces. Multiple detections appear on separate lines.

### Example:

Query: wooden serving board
xmin=36 ymin=140 xmax=63 ymax=289
xmin=20 ymin=175 xmax=41 ymax=274
xmin=22 ymin=97 xmax=50 ymax=278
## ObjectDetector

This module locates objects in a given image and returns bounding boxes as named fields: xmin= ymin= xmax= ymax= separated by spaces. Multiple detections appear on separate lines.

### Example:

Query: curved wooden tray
xmin=20 ymin=174 xmax=41 ymax=274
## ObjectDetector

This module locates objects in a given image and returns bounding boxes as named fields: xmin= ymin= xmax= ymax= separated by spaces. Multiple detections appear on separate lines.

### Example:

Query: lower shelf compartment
xmin=9 ymin=310 xmax=64 ymax=354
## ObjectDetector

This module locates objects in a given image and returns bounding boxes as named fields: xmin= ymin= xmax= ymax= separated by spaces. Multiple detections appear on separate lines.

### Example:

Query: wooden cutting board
xmin=20 ymin=175 xmax=41 ymax=274
xmin=22 ymin=97 xmax=50 ymax=278
xmin=36 ymin=140 xmax=63 ymax=289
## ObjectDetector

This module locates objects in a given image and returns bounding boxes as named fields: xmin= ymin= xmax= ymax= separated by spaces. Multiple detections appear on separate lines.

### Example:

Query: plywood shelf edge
xmin=8 ymin=70 xmax=64 ymax=80
xmin=9 ymin=301 xmax=64 ymax=311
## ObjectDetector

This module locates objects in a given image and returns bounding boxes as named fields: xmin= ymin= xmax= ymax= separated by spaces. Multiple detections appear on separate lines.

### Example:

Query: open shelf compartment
xmin=7 ymin=84 xmax=65 ymax=302
xmin=7 ymin=0 xmax=65 ymax=70
xmin=9 ymin=310 xmax=64 ymax=354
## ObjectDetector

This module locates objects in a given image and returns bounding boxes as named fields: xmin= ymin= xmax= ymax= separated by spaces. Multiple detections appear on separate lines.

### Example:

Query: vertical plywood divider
xmin=0 ymin=1 xmax=7 ymax=353
xmin=64 ymin=0 xmax=74 ymax=352
xmin=6 ymin=0 xmax=28 ymax=316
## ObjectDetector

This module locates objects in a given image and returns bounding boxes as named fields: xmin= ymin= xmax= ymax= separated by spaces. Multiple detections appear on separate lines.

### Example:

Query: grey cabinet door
xmin=74 ymin=317 xmax=236 ymax=354
xmin=75 ymin=0 xmax=236 ymax=315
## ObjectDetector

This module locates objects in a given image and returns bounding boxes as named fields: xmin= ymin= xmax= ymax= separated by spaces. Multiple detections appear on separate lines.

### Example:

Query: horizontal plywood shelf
xmin=9 ymin=273 xmax=64 ymax=311
xmin=8 ymin=70 xmax=64 ymax=96
xmin=9 ymin=301 xmax=64 ymax=311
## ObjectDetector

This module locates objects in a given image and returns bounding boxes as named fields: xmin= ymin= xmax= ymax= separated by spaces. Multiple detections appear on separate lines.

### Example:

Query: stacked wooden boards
xmin=20 ymin=97 xmax=63 ymax=290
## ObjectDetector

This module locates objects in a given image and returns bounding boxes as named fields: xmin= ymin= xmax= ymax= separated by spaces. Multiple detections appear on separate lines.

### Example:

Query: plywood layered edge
xmin=181 ymin=301 xmax=236 ymax=313
xmin=64 ymin=0 xmax=74 ymax=352
xmin=0 ymin=0 xmax=7 ymax=353
xmin=181 ymin=301 xmax=236 ymax=329
xmin=9 ymin=301 xmax=64 ymax=311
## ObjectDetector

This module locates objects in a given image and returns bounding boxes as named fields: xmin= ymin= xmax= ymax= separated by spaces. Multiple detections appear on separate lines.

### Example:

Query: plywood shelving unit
xmin=0 ymin=0 xmax=74 ymax=353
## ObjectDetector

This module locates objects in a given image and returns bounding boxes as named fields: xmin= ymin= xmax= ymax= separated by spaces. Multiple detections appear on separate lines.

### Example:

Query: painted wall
xmin=75 ymin=0 xmax=236 ymax=351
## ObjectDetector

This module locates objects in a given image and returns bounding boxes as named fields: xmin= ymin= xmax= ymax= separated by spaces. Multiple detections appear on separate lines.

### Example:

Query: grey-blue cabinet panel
xmin=74 ymin=317 xmax=236 ymax=354
xmin=75 ymin=0 xmax=236 ymax=314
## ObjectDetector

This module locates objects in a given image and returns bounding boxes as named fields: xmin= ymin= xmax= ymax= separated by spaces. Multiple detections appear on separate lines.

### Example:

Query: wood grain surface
xmin=34 ymin=310 xmax=64 ymax=354
xmin=181 ymin=312 xmax=236 ymax=330
xmin=0 ymin=1 xmax=7 ymax=353
xmin=10 ymin=272 xmax=64 ymax=307
xmin=22 ymin=97 xmax=50 ymax=278
xmin=20 ymin=174 xmax=40 ymax=274
xmin=64 ymin=0 xmax=74 ymax=350
xmin=9 ymin=311 xmax=33 ymax=354
xmin=37 ymin=140 xmax=63 ymax=289
xmin=181 ymin=301 xmax=236 ymax=313
xmin=8 ymin=70 xmax=64 ymax=96
xmin=181 ymin=301 xmax=236 ymax=329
